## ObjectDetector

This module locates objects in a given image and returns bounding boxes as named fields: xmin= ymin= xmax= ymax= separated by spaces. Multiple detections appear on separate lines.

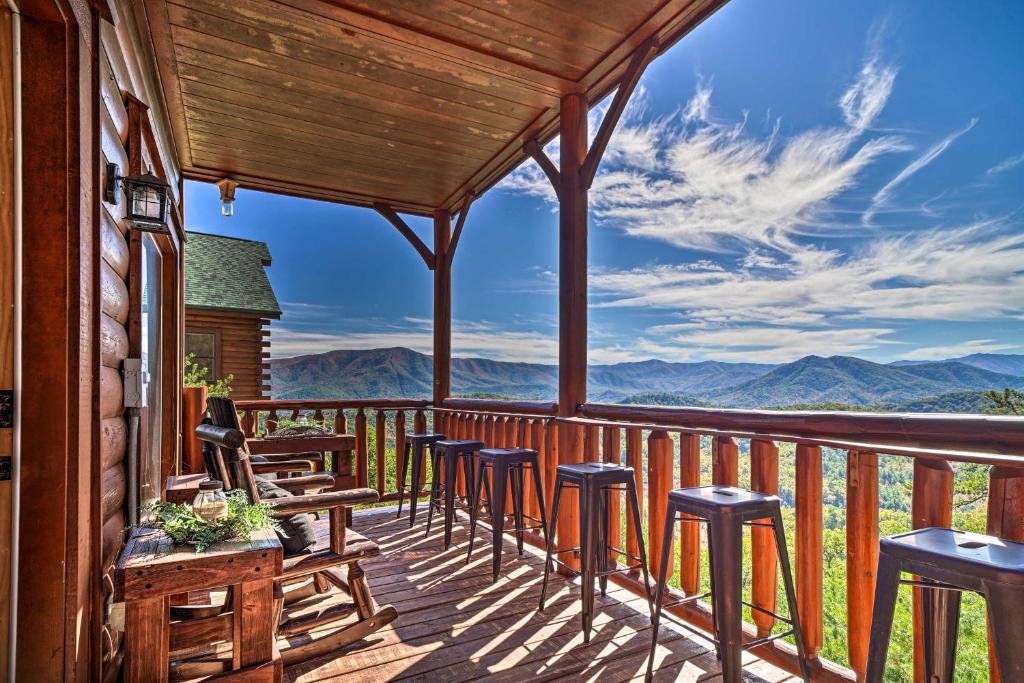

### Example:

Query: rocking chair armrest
xmin=250 ymin=460 xmax=316 ymax=475
xmin=251 ymin=451 xmax=325 ymax=465
xmin=266 ymin=488 xmax=379 ymax=515
xmin=272 ymin=473 xmax=336 ymax=493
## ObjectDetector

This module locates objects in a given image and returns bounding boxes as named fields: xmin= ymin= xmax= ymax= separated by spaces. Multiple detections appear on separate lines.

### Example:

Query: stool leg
xmin=539 ymin=478 xmax=564 ymax=611
xmin=396 ymin=441 xmax=411 ymax=518
xmin=424 ymin=450 xmax=443 ymax=538
xmin=443 ymin=451 xmax=458 ymax=550
xmin=580 ymin=479 xmax=598 ymax=643
xmin=466 ymin=460 xmax=486 ymax=565
xmin=771 ymin=509 xmax=811 ymax=682
xmin=530 ymin=460 xmax=550 ymax=552
xmin=462 ymin=453 xmax=475 ymax=511
xmin=626 ymin=477 xmax=654 ymax=616
xmin=489 ymin=462 xmax=509 ymax=583
xmin=708 ymin=516 xmax=743 ymax=683
xmin=409 ymin=442 xmax=425 ymax=527
xmin=510 ymin=464 xmax=525 ymax=555
xmin=983 ymin=582 xmax=1024 ymax=682
xmin=922 ymin=583 xmax=960 ymax=683
xmin=645 ymin=505 xmax=677 ymax=682
xmin=865 ymin=550 xmax=902 ymax=683
xmin=597 ymin=486 xmax=610 ymax=597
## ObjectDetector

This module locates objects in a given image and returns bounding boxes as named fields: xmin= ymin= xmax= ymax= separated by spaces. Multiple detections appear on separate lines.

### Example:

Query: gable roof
xmin=184 ymin=231 xmax=282 ymax=317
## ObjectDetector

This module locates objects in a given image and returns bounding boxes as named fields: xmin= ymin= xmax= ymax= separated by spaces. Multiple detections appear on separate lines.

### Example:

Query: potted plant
xmin=182 ymin=354 xmax=234 ymax=473
xmin=143 ymin=489 xmax=280 ymax=552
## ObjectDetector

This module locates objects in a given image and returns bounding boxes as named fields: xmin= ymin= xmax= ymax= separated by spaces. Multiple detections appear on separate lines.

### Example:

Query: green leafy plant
xmin=143 ymin=489 xmax=280 ymax=552
xmin=184 ymin=352 xmax=234 ymax=398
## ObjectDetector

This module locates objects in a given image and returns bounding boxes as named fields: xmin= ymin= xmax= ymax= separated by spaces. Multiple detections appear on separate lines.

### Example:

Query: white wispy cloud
xmin=864 ymin=117 xmax=978 ymax=224
xmin=839 ymin=57 xmax=898 ymax=132
xmin=900 ymin=339 xmax=1021 ymax=361
xmin=987 ymin=151 xmax=1024 ymax=175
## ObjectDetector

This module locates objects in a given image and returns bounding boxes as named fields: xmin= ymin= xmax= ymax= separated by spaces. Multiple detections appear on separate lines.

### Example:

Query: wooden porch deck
xmin=285 ymin=507 xmax=797 ymax=683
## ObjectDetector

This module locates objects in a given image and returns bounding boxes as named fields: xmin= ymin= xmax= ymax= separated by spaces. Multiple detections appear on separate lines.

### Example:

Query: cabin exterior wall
xmin=185 ymin=308 xmax=273 ymax=400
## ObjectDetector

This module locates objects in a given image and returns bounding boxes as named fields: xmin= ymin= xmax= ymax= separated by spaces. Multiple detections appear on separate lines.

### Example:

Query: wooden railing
xmin=233 ymin=396 xmax=1024 ymax=682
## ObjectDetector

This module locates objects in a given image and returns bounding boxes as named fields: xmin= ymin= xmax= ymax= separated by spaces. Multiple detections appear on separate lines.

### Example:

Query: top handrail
xmin=235 ymin=398 xmax=431 ymax=410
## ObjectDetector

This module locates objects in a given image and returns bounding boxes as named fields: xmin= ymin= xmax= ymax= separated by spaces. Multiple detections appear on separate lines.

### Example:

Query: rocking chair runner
xmin=189 ymin=397 xmax=397 ymax=668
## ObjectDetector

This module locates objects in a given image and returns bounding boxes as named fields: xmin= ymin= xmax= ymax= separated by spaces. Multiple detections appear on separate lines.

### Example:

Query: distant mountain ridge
xmin=270 ymin=348 xmax=1024 ymax=409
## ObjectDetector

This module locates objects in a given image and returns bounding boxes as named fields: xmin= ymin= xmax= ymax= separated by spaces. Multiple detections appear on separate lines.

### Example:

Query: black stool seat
xmin=467 ymin=448 xmax=548 ymax=582
xmin=867 ymin=527 xmax=1024 ymax=681
xmin=397 ymin=432 xmax=446 ymax=526
xmin=647 ymin=485 xmax=809 ymax=682
xmin=668 ymin=485 xmax=782 ymax=516
xmin=425 ymin=439 xmax=486 ymax=550
xmin=541 ymin=461 xmax=653 ymax=643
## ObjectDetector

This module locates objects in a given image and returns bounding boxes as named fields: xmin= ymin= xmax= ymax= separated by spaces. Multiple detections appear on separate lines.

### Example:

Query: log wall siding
xmin=185 ymin=308 xmax=274 ymax=399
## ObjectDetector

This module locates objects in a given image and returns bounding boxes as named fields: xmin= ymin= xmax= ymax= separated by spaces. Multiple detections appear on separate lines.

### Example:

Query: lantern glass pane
xmin=130 ymin=186 xmax=162 ymax=221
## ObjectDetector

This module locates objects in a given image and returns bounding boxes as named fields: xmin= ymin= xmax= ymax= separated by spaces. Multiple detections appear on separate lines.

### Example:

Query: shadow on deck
xmin=285 ymin=506 xmax=797 ymax=682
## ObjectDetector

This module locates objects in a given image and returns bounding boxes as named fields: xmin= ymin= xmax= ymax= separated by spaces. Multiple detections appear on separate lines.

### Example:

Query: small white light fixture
xmin=217 ymin=178 xmax=237 ymax=217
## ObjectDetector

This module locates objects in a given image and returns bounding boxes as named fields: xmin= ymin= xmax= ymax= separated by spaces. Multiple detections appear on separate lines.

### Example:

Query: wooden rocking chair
xmin=181 ymin=397 xmax=397 ymax=670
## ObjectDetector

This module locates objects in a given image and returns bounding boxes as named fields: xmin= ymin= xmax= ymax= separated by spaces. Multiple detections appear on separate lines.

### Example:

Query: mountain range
xmin=270 ymin=347 xmax=1024 ymax=411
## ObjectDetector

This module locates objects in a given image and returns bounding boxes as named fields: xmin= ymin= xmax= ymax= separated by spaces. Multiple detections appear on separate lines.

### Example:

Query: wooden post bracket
xmin=447 ymin=193 xmax=474 ymax=268
xmin=522 ymin=37 xmax=658 ymax=198
xmin=580 ymin=37 xmax=658 ymax=190
xmin=373 ymin=203 xmax=435 ymax=270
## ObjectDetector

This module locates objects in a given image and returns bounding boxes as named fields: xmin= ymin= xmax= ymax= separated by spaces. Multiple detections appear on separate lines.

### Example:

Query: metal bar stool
xmin=866 ymin=527 xmax=1024 ymax=682
xmin=396 ymin=432 xmax=444 ymax=526
xmin=467 ymin=448 xmax=549 ymax=582
xmin=425 ymin=439 xmax=485 ymax=550
xmin=646 ymin=486 xmax=809 ymax=683
xmin=540 ymin=462 xmax=653 ymax=643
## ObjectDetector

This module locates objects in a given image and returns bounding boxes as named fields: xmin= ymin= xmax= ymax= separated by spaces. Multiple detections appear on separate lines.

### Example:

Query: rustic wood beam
xmin=446 ymin=193 xmax=474 ymax=268
xmin=580 ymin=37 xmax=658 ymax=190
xmin=372 ymin=203 xmax=435 ymax=270
xmin=523 ymin=138 xmax=561 ymax=200
xmin=433 ymin=209 xmax=452 ymax=404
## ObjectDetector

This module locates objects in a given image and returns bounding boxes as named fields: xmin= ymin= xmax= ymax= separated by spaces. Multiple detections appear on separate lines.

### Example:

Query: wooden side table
xmin=115 ymin=527 xmax=283 ymax=682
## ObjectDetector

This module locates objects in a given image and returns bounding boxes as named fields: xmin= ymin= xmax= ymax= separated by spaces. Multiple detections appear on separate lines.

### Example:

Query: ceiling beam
xmin=447 ymin=193 xmax=475 ymax=268
xmin=523 ymin=138 xmax=561 ymax=201
xmin=373 ymin=203 xmax=435 ymax=270
xmin=580 ymin=37 xmax=658 ymax=190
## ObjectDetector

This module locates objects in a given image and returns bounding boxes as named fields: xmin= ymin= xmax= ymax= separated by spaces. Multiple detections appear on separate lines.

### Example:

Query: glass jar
xmin=193 ymin=479 xmax=229 ymax=523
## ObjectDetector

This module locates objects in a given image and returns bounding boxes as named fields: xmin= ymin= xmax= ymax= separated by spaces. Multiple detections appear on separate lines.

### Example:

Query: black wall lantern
xmin=105 ymin=162 xmax=173 ymax=233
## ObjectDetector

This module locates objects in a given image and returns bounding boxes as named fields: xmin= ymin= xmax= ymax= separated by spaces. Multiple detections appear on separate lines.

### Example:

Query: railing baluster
xmin=334 ymin=409 xmax=346 ymax=434
xmin=544 ymin=419 xmax=557 ymax=525
xmin=558 ymin=421 xmax=584 ymax=573
xmin=795 ymin=444 xmax=823 ymax=661
xmin=313 ymin=408 xmax=324 ymax=428
xmin=240 ymin=410 xmax=254 ymax=438
xmin=712 ymin=435 xmax=738 ymax=486
xmin=414 ymin=409 xmax=426 ymax=485
xmin=910 ymin=458 xmax=954 ymax=681
xmin=625 ymin=427 xmax=643 ymax=575
xmin=375 ymin=409 xmax=387 ymax=495
xmin=516 ymin=417 xmax=527 ymax=447
xmin=751 ymin=438 xmax=779 ymax=637
xmin=268 ymin=409 xmax=279 ymax=434
xmin=506 ymin=415 xmax=517 ymax=447
xmin=647 ymin=430 xmax=674 ymax=582
xmin=846 ymin=449 xmax=879 ymax=680
xmin=678 ymin=433 xmax=701 ymax=595
xmin=986 ymin=466 xmax=1024 ymax=682
xmin=602 ymin=427 xmax=621 ymax=569
xmin=395 ymin=411 xmax=406 ymax=498
xmin=355 ymin=408 xmax=368 ymax=489
xmin=584 ymin=424 xmax=599 ymax=459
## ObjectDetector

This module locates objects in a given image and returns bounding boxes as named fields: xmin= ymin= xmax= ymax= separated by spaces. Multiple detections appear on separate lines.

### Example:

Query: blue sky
xmin=185 ymin=0 xmax=1024 ymax=366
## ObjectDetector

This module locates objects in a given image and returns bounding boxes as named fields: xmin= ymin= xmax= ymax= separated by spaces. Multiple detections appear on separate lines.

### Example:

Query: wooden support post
xmin=712 ymin=435 xmax=738 ymax=486
xmin=986 ymin=466 xmax=1024 ymax=682
xmin=846 ymin=450 xmax=879 ymax=680
xmin=750 ymin=439 xmax=779 ymax=637
xmin=910 ymin=458 xmax=954 ymax=682
xmin=355 ymin=409 xmax=368 ymax=489
xmin=375 ymin=410 xmax=387 ymax=494
xmin=433 ymin=209 xmax=452 ymax=406
xmin=625 ymin=428 xmax=643 ymax=575
xmin=647 ymin=430 xmax=674 ymax=582
xmin=795 ymin=444 xmax=823 ymax=661
xmin=678 ymin=434 xmax=701 ymax=595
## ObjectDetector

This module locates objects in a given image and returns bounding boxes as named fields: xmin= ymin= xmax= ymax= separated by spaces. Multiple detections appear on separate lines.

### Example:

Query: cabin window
xmin=186 ymin=331 xmax=217 ymax=376
xmin=139 ymin=232 xmax=163 ymax=512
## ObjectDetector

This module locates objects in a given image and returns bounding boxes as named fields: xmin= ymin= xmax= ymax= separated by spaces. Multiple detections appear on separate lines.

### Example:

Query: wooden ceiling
xmin=143 ymin=0 xmax=727 ymax=216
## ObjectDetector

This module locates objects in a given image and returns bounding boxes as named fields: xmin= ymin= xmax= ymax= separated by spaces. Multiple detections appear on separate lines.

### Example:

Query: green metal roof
xmin=184 ymin=231 xmax=281 ymax=317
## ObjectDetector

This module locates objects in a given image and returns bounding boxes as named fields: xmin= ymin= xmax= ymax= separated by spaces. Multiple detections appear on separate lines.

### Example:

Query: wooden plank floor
xmin=286 ymin=506 xmax=798 ymax=683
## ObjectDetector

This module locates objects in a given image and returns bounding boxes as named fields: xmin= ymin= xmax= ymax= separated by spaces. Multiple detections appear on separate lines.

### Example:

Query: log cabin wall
xmin=184 ymin=309 xmax=275 ymax=400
